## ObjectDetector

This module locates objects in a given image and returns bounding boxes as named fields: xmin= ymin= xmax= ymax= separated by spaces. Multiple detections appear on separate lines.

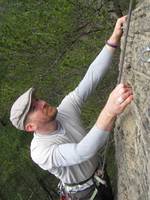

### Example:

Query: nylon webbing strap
xmin=101 ymin=0 xmax=133 ymax=176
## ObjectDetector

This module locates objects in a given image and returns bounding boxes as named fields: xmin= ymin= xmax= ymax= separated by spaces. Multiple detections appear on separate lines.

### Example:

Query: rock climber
xmin=10 ymin=16 xmax=133 ymax=200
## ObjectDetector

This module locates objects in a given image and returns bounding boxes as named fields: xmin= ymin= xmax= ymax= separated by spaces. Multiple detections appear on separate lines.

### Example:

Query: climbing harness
xmin=58 ymin=166 xmax=111 ymax=200
xmin=140 ymin=46 xmax=150 ymax=63
xmin=58 ymin=176 xmax=107 ymax=200
xmin=101 ymin=0 xmax=134 ymax=179
xmin=89 ymin=175 xmax=106 ymax=200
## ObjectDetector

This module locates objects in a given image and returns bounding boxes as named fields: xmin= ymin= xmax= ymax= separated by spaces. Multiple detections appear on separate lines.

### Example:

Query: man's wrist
xmin=108 ymin=34 xmax=121 ymax=46
xmin=106 ymin=34 xmax=121 ymax=52
xmin=96 ymin=108 xmax=116 ymax=132
xmin=106 ymin=41 xmax=118 ymax=49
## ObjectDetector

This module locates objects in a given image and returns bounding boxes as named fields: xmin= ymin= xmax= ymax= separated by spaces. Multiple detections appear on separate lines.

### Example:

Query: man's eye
xmin=30 ymin=98 xmax=39 ymax=112
xmin=30 ymin=104 xmax=36 ymax=112
xmin=32 ymin=105 xmax=36 ymax=111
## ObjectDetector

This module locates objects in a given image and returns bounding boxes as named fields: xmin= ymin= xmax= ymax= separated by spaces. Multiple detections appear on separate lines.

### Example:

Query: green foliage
xmin=0 ymin=0 xmax=113 ymax=115
xmin=0 ymin=0 xmax=125 ymax=199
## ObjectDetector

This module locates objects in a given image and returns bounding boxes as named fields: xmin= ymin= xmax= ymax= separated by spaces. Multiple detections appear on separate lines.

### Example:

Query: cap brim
xmin=22 ymin=87 xmax=35 ymax=129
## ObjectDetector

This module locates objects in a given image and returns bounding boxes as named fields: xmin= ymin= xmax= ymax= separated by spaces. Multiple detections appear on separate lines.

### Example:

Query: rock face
xmin=115 ymin=0 xmax=150 ymax=200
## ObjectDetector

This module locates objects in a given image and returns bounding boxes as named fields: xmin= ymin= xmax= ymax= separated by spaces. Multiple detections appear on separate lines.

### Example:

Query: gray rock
xmin=115 ymin=0 xmax=150 ymax=199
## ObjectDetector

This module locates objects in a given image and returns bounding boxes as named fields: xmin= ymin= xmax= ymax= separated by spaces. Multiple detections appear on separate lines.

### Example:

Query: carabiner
xmin=140 ymin=46 xmax=150 ymax=63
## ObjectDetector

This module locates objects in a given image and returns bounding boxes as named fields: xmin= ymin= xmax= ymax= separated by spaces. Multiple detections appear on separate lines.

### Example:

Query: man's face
xmin=25 ymin=98 xmax=58 ymax=131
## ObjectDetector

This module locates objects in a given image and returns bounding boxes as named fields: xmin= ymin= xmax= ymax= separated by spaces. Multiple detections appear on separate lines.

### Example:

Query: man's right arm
xmin=96 ymin=83 xmax=133 ymax=132
xmin=31 ymin=84 xmax=133 ymax=169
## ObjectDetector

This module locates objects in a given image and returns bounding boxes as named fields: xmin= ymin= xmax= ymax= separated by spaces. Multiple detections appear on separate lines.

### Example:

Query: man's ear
xmin=25 ymin=123 xmax=37 ymax=132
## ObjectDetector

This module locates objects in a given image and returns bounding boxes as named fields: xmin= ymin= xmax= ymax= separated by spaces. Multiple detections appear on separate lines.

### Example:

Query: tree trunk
xmin=115 ymin=0 xmax=150 ymax=199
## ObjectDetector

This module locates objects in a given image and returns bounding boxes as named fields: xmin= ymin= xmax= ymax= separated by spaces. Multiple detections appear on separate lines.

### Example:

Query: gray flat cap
xmin=10 ymin=87 xmax=35 ymax=130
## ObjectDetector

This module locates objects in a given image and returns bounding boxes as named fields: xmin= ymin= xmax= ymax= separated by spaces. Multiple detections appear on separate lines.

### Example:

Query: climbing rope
xmin=118 ymin=0 xmax=133 ymax=84
xmin=101 ymin=0 xmax=133 ymax=178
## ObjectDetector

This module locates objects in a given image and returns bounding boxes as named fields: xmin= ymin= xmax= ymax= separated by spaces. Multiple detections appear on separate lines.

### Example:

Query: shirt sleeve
xmin=58 ymin=45 xmax=114 ymax=116
xmin=31 ymin=125 xmax=109 ymax=169
xmin=74 ymin=45 xmax=113 ymax=104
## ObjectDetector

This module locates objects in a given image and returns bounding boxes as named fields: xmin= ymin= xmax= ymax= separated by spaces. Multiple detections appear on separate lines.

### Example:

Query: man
xmin=10 ymin=16 xmax=133 ymax=200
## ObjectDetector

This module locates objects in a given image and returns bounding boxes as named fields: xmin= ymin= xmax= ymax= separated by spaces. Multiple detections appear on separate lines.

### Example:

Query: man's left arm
xmin=74 ymin=16 xmax=126 ymax=105
xmin=74 ymin=45 xmax=114 ymax=104
xmin=58 ymin=45 xmax=114 ymax=117
xmin=58 ymin=16 xmax=126 ymax=115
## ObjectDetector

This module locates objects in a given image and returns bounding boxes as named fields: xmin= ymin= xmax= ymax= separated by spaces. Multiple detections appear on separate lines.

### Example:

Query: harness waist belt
xmin=64 ymin=173 xmax=95 ymax=187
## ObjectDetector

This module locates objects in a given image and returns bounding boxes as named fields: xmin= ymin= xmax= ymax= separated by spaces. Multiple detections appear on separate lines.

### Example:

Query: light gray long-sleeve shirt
xmin=30 ymin=45 xmax=114 ymax=186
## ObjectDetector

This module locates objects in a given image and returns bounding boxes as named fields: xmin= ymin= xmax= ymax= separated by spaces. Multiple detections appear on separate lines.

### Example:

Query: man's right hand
xmin=96 ymin=83 xmax=133 ymax=131
xmin=104 ymin=83 xmax=133 ymax=117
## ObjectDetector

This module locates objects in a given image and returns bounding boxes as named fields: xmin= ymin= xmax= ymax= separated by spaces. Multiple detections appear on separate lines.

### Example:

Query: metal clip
xmin=140 ymin=46 xmax=150 ymax=63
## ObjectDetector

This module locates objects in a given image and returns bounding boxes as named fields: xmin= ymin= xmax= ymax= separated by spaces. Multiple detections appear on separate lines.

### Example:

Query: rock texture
xmin=115 ymin=0 xmax=150 ymax=200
